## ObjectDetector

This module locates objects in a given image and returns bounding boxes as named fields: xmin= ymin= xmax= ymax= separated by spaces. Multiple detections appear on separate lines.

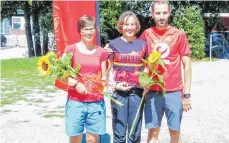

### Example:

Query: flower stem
xmin=129 ymin=92 xmax=146 ymax=138
xmin=103 ymin=92 xmax=124 ymax=107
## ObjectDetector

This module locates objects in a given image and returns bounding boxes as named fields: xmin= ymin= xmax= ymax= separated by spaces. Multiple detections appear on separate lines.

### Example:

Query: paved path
xmin=0 ymin=46 xmax=28 ymax=60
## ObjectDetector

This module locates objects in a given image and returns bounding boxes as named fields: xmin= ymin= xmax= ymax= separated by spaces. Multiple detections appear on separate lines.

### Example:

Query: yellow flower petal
xmin=37 ymin=55 xmax=51 ymax=76
xmin=148 ymin=51 xmax=161 ymax=64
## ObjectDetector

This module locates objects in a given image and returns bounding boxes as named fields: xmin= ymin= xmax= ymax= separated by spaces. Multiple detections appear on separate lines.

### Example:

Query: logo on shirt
xmin=118 ymin=51 xmax=142 ymax=63
xmin=153 ymin=42 xmax=170 ymax=64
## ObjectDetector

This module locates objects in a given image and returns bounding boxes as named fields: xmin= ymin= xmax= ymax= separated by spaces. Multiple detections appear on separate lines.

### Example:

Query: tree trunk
xmin=42 ymin=32 xmax=49 ymax=55
xmin=24 ymin=2 xmax=34 ymax=57
xmin=32 ymin=1 xmax=41 ymax=56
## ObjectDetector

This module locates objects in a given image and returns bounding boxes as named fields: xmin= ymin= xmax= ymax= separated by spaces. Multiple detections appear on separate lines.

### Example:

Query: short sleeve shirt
xmin=64 ymin=43 xmax=108 ymax=102
xmin=109 ymin=37 xmax=148 ymax=87
xmin=140 ymin=26 xmax=190 ymax=91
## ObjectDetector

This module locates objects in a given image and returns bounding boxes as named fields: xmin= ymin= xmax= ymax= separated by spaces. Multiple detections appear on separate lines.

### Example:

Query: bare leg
xmin=147 ymin=128 xmax=160 ymax=143
xmin=86 ymin=132 xmax=99 ymax=143
xmin=69 ymin=135 xmax=83 ymax=143
xmin=169 ymin=129 xmax=181 ymax=143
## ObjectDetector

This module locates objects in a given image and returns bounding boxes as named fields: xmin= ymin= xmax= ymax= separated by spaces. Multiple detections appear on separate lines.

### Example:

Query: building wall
xmin=11 ymin=16 xmax=25 ymax=35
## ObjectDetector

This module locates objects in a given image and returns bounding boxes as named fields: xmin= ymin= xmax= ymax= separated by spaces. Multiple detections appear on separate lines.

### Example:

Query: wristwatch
xmin=183 ymin=93 xmax=191 ymax=98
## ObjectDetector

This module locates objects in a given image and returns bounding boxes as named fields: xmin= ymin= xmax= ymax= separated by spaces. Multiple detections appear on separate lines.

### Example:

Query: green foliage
xmin=42 ymin=52 xmax=81 ymax=79
xmin=139 ymin=72 xmax=154 ymax=86
xmin=39 ymin=10 xmax=53 ymax=39
xmin=99 ymin=0 xmax=123 ymax=45
xmin=173 ymin=5 xmax=205 ymax=59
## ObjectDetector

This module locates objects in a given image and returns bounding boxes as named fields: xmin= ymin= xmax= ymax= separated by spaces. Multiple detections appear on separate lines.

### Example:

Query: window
xmin=12 ymin=17 xmax=21 ymax=29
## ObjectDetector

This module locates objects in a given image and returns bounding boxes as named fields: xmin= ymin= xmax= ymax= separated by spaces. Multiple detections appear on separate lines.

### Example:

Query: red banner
xmin=53 ymin=1 xmax=99 ymax=91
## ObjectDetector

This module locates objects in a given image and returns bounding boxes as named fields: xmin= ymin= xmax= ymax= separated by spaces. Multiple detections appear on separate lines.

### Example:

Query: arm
xmin=182 ymin=55 xmax=192 ymax=94
xmin=182 ymin=55 xmax=192 ymax=112
xmin=101 ymin=60 xmax=109 ymax=86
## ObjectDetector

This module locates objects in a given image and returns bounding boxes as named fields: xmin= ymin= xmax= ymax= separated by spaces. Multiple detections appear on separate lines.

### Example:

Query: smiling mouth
xmin=126 ymin=30 xmax=134 ymax=33
xmin=159 ymin=20 xmax=165 ymax=23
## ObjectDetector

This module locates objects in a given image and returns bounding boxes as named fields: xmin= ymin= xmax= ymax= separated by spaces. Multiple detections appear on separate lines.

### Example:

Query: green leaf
xmin=155 ymin=73 xmax=164 ymax=83
xmin=139 ymin=72 xmax=155 ymax=86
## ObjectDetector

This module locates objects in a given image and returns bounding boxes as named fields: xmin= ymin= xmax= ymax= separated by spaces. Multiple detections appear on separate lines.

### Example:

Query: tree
xmin=30 ymin=1 xmax=52 ymax=56
xmin=31 ymin=1 xmax=41 ymax=56
xmin=99 ymin=0 xmax=124 ymax=46
xmin=24 ymin=1 xmax=35 ymax=57
xmin=173 ymin=5 xmax=206 ymax=59
xmin=39 ymin=5 xmax=53 ymax=55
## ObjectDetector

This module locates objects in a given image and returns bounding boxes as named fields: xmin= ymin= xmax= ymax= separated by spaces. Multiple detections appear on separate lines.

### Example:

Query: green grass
xmin=192 ymin=57 xmax=218 ymax=62
xmin=1 ymin=57 xmax=57 ymax=106
xmin=43 ymin=114 xmax=65 ymax=118
xmin=2 ymin=109 xmax=12 ymax=113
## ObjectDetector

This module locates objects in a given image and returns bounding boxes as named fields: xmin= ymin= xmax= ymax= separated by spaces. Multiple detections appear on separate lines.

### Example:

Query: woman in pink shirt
xmin=64 ymin=15 xmax=108 ymax=143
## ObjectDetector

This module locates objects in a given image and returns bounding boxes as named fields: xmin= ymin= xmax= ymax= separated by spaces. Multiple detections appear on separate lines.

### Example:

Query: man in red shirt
xmin=140 ymin=0 xmax=192 ymax=143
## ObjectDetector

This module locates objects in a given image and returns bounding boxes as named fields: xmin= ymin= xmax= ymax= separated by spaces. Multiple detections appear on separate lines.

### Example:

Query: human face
xmin=80 ymin=26 xmax=96 ymax=43
xmin=152 ymin=3 xmax=170 ymax=29
xmin=122 ymin=16 xmax=137 ymax=38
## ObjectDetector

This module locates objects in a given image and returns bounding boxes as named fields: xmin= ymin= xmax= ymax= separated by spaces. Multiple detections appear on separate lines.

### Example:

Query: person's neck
xmin=80 ymin=40 xmax=95 ymax=50
xmin=121 ymin=35 xmax=136 ymax=43
xmin=155 ymin=24 xmax=170 ymax=31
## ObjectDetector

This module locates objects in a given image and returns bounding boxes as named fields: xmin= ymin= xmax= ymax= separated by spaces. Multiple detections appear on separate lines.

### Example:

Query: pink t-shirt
xmin=140 ymin=26 xmax=190 ymax=91
xmin=64 ymin=43 xmax=108 ymax=102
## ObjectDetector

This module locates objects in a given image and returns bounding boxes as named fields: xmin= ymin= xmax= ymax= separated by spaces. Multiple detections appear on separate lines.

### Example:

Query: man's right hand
xmin=75 ymin=82 xmax=87 ymax=95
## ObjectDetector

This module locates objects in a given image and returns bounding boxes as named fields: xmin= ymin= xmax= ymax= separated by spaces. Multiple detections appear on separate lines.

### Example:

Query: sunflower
xmin=46 ymin=51 xmax=57 ymax=64
xmin=46 ymin=51 xmax=56 ymax=59
xmin=37 ymin=55 xmax=51 ymax=76
xmin=148 ymin=51 xmax=161 ymax=64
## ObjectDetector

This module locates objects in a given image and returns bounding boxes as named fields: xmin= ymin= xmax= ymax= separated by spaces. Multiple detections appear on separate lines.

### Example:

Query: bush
xmin=172 ymin=5 xmax=205 ymax=59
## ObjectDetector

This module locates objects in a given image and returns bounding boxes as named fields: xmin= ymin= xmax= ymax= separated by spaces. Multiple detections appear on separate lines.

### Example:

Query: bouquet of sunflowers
xmin=37 ymin=51 xmax=80 ymax=79
xmin=37 ymin=51 xmax=123 ymax=106
xmin=129 ymin=51 xmax=166 ymax=137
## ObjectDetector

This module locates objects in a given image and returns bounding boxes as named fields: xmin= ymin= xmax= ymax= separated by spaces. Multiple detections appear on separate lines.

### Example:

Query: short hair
xmin=116 ymin=11 xmax=141 ymax=33
xmin=77 ymin=15 xmax=96 ymax=33
xmin=151 ymin=0 xmax=170 ymax=12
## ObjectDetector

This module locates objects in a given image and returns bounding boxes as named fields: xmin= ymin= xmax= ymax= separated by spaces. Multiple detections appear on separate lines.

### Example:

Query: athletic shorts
xmin=144 ymin=90 xmax=183 ymax=131
xmin=65 ymin=99 xmax=106 ymax=136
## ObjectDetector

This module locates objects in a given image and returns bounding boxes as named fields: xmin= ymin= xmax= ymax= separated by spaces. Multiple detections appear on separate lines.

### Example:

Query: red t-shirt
xmin=140 ymin=26 xmax=190 ymax=91
xmin=64 ymin=43 xmax=108 ymax=102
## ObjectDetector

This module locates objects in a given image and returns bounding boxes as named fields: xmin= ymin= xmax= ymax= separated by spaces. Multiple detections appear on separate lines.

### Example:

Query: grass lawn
xmin=1 ymin=57 xmax=57 ymax=106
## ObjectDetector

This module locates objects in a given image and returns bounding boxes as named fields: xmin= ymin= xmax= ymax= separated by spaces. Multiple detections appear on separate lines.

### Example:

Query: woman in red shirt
xmin=64 ymin=15 xmax=108 ymax=143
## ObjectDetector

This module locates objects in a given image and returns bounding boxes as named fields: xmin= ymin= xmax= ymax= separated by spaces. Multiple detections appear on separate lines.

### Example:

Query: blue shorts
xmin=144 ymin=91 xmax=183 ymax=131
xmin=65 ymin=99 xmax=106 ymax=136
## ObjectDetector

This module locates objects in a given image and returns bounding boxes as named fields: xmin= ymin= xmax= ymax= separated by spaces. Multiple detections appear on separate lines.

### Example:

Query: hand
xmin=182 ymin=98 xmax=192 ymax=112
xmin=142 ymin=85 xmax=150 ymax=96
xmin=101 ymin=76 xmax=108 ymax=86
xmin=75 ymin=82 xmax=87 ymax=95
xmin=104 ymin=44 xmax=113 ymax=54
xmin=115 ymin=82 xmax=133 ymax=91
xmin=68 ymin=77 xmax=77 ymax=86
